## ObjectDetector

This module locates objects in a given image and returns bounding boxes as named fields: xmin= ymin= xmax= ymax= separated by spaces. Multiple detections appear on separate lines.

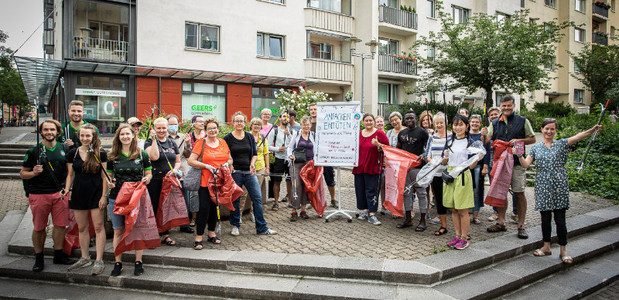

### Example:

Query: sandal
xmin=487 ymin=223 xmax=507 ymax=233
xmin=207 ymin=236 xmax=221 ymax=244
xmin=271 ymin=203 xmax=279 ymax=211
xmin=397 ymin=222 xmax=413 ymax=229
xmin=193 ymin=241 xmax=203 ymax=250
xmin=533 ymin=249 xmax=552 ymax=256
xmin=415 ymin=224 xmax=427 ymax=232
xmin=290 ymin=212 xmax=298 ymax=222
xmin=560 ymin=255 xmax=573 ymax=264
xmin=430 ymin=216 xmax=441 ymax=224
xmin=189 ymin=219 xmax=196 ymax=227
xmin=472 ymin=218 xmax=481 ymax=224
xmin=161 ymin=236 xmax=176 ymax=246
xmin=434 ymin=227 xmax=448 ymax=236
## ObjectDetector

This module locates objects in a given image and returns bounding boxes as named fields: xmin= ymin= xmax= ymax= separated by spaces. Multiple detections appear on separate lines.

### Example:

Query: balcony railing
xmin=378 ymin=54 xmax=417 ymax=75
xmin=72 ymin=36 xmax=128 ymax=62
xmin=592 ymin=32 xmax=609 ymax=45
xmin=379 ymin=6 xmax=418 ymax=30
xmin=593 ymin=3 xmax=609 ymax=18
xmin=304 ymin=7 xmax=354 ymax=36
xmin=304 ymin=58 xmax=353 ymax=82
xmin=377 ymin=103 xmax=402 ymax=118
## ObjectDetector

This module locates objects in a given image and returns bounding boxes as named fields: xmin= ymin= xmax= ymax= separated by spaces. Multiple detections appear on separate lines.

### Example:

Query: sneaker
xmin=91 ymin=260 xmax=104 ymax=276
xmin=258 ymin=228 xmax=278 ymax=235
xmin=250 ymin=214 xmax=255 ymax=223
xmin=331 ymin=199 xmax=338 ymax=208
xmin=454 ymin=239 xmax=469 ymax=250
xmin=368 ymin=215 xmax=382 ymax=225
xmin=281 ymin=196 xmax=289 ymax=202
xmin=487 ymin=213 xmax=498 ymax=221
xmin=358 ymin=212 xmax=368 ymax=220
xmin=68 ymin=257 xmax=92 ymax=271
xmin=290 ymin=212 xmax=298 ymax=222
xmin=110 ymin=262 xmax=123 ymax=277
xmin=134 ymin=261 xmax=144 ymax=276
xmin=517 ymin=227 xmax=529 ymax=239
xmin=447 ymin=238 xmax=461 ymax=248
xmin=239 ymin=217 xmax=243 ymax=224
xmin=230 ymin=227 xmax=240 ymax=236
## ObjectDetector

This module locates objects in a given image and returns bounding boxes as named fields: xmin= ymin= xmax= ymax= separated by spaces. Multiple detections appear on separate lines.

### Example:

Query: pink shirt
xmin=352 ymin=130 xmax=390 ymax=175
xmin=260 ymin=124 xmax=273 ymax=137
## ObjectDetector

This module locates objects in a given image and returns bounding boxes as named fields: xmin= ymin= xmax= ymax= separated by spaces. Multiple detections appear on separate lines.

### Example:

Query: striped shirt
xmin=430 ymin=134 xmax=448 ymax=176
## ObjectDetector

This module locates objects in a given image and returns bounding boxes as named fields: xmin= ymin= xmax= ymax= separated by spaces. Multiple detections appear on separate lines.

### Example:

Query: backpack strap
xmin=197 ymin=138 xmax=206 ymax=161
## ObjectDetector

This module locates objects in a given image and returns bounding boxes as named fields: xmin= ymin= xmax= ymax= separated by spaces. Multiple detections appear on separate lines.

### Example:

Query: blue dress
xmin=529 ymin=139 xmax=570 ymax=211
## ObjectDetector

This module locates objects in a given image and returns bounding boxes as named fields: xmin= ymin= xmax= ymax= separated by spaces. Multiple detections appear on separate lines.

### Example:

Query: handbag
xmin=184 ymin=138 xmax=206 ymax=191
xmin=441 ymin=171 xmax=454 ymax=184
xmin=293 ymin=147 xmax=307 ymax=163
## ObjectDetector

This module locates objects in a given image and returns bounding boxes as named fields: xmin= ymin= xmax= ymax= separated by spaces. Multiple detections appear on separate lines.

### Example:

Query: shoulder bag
xmin=185 ymin=138 xmax=206 ymax=191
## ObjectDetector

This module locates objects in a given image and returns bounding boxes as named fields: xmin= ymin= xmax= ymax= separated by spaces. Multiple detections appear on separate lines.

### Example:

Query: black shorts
xmin=271 ymin=158 xmax=289 ymax=182
xmin=323 ymin=166 xmax=336 ymax=186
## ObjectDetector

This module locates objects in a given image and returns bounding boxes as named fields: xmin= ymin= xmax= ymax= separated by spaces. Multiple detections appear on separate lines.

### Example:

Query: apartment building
xmin=39 ymin=0 xmax=617 ymax=134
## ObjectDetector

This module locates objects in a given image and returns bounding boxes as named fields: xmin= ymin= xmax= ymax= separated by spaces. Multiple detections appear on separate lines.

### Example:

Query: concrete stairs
xmin=0 ymin=144 xmax=30 ymax=179
xmin=0 ymin=206 xmax=618 ymax=299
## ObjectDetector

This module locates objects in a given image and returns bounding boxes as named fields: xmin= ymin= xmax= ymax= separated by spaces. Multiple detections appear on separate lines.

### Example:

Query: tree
xmin=0 ymin=30 xmax=30 ymax=116
xmin=571 ymin=44 xmax=619 ymax=108
xmin=412 ymin=5 xmax=573 ymax=110
xmin=275 ymin=86 xmax=329 ymax=118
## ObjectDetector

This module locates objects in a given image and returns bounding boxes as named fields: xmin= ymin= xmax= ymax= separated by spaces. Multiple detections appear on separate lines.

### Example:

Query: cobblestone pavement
xmin=0 ymin=180 xmax=29 ymax=223
xmin=583 ymin=280 xmax=619 ymax=300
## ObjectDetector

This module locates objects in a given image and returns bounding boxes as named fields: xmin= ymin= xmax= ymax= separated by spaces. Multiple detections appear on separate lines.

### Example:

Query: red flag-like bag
xmin=484 ymin=140 xmax=513 ymax=208
xmin=63 ymin=192 xmax=95 ymax=254
xmin=208 ymin=166 xmax=243 ymax=211
xmin=300 ymin=160 xmax=327 ymax=217
xmin=157 ymin=173 xmax=190 ymax=232
xmin=382 ymin=146 xmax=421 ymax=217
xmin=113 ymin=182 xmax=161 ymax=256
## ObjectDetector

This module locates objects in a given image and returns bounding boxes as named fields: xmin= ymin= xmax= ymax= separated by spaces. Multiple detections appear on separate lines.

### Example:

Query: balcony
xmin=592 ymin=32 xmax=609 ymax=45
xmin=304 ymin=7 xmax=354 ymax=36
xmin=73 ymin=36 xmax=128 ymax=62
xmin=304 ymin=58 xmax=353 ymax=83
xmin=378 ymin=6 xmax=418 ymax=34
xmin=592 ymin=3 xmax=609 ymax=20
xmin=378 ymin=54 xmax=417 ymax=76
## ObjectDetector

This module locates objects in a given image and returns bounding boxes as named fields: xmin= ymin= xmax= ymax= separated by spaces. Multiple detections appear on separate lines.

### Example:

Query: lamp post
xmin=349 ymin=37 xmax=378 ymax=113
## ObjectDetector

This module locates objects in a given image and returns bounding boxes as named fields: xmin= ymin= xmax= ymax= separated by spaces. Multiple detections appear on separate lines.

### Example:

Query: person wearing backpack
xmin=20 ymin=119 xmax=75 ymax=272
xmin=267 ymin=111 xmax=295 ymax=211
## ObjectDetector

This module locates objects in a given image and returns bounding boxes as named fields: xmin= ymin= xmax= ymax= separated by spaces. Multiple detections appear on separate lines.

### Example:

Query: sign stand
xmin=324 ymin=167 xmax=357 ymax=222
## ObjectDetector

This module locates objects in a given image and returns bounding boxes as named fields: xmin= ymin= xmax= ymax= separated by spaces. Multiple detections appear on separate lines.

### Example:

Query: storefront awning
xmin=544 ymin=91 xmax=570 ymax=97
xmin=14 ymin=56 xmax=310 ymax=105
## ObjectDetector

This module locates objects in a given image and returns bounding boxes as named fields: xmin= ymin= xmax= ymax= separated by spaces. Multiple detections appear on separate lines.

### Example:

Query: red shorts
xmin=28 ymin=192 xmax=69 ymax=231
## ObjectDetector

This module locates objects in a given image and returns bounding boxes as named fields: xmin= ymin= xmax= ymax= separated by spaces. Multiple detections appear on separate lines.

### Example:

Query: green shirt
xmin=58 ymin=121 xmax=95 ymax=149
xmin=106 ymin=150 xmax=152 ymax=199
xmin=23 ymin=143 xmax=68 ymax=194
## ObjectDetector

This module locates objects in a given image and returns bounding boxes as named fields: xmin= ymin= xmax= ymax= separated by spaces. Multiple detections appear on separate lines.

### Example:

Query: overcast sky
xmin=0 ymin=0 xmax=44 ymax=58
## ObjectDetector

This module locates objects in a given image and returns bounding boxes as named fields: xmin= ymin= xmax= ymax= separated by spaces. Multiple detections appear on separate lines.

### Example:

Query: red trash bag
xmin=63 ymin=192 xmax=95 ymax=255
xmin=207 ymin=166 xmax=242 ymax=211
xmin=113 ymin=181 xmax=161 ymax=256
xmin=157 ymin=173 xmax=190 ymax=232
xmin=382 ymin=145 xmax=421 ymax=217
xmin=300 ymin=160 xmax=327 ymax=217
xmin=484 ymin=140 xmax=514 ymax=208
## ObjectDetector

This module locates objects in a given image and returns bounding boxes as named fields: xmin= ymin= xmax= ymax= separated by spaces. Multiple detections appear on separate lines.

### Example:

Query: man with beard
xmin=20 ymin=119 xmax=75 ymax=272
xmin=58 ymin=100 xmax=93 ymax=149
xmin=396 ymin=110 xmax=429 ymax=232
xmin=267 ymin=111 xmax=294 ymax=211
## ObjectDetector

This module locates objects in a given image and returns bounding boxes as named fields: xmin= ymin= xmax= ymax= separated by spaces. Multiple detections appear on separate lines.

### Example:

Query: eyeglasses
xmin=206 ymin=127 xmax=218 ymax=131
xmin=233 ymin=120 xmax=245 ymax=124
xmin=194 ymin=120 xmax=204 ymax=124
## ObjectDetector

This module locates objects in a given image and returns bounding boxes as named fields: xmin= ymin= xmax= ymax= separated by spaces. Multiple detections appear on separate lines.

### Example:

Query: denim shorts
xmin=107 ymin=198 xmax=125 ymax=230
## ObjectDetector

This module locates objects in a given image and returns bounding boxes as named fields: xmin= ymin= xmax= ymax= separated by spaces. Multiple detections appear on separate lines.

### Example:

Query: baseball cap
xmin=127 ymin=117 xmax=143 ymax=126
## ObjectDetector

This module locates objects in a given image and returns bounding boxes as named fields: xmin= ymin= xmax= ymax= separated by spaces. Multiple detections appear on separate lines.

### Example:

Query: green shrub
xmin=566 ymin=149 xmax=619 ymax=199
xmin=533 ymin=102 xmax=576 ymax=117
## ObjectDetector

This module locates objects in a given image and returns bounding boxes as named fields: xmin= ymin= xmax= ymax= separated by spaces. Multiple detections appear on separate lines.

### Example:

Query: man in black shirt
xmin=20 ymin=119 xmax=75 ymax=272
xmin=396 ymin=110 xmax=429 ymax=231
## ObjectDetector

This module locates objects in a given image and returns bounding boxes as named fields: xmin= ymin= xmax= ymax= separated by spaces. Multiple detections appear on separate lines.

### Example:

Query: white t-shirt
xmin=448 ymin=138 xmax=470 ymax=167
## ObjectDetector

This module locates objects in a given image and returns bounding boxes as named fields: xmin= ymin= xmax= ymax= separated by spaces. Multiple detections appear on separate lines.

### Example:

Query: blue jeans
xmin=230 ymin=172 xmax=268 ymax=234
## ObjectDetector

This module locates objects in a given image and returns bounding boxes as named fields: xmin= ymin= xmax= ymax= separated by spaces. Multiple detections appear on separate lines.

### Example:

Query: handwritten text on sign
xmin=314 ymin=102 xmax=361 ymax=167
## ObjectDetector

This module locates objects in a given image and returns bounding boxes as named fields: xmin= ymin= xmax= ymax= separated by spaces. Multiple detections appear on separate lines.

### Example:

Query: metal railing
xmin=378 ymin=6 xmax=418 ymax=30
xmin=592 ymin=32 xmax=609 ymax=45
xmin=378 ymin=54 xmax=417 ymax=75
xmin=377 ymin=103 xmax=402 ymax=118
xmin=72 ymin=36 xmax=128 ymax=62
xmin=304 ymin=58 xmax=353 ymax=82
xmin=304 ymin=7 xmax=354 ymax=35
xmin=593 ymin=3 xmax=609 ymax=18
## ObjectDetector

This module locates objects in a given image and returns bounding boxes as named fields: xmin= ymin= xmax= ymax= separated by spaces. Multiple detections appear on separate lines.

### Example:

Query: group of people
xmin=21 ymin=95 xmax=601 ymax=278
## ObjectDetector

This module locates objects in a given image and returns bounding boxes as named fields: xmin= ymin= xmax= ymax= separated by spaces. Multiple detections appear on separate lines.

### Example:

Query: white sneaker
xmin=91 ymin=260 xmax=104 ymax=275
xmin=68 ymin=257 xmax=92 ymax=271
xmin=487 ymin=213 xmax=498 ymax=221
xmin=230 ymin=227 xmax=240 ymax=236
xmin=258 ymin=228 xmax=277 ymax=235
xmin=368 ymin=215 xmax=382 ymax=225
xmin=250 ymin=214 xmax=255 ymax=223
xmin=358 ymin=212 xmax=368 ymax=220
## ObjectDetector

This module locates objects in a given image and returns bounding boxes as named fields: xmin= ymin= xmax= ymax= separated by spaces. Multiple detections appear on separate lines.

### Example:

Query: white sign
xmin=75 ymin=88 xmax=126 ymax=97
xmin=314 ymin=102 xmax=361 ymax=167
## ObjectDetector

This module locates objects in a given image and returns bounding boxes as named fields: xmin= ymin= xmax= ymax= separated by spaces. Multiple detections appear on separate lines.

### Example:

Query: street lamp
xmin=349 ymin=37 xmax=378 ymax=112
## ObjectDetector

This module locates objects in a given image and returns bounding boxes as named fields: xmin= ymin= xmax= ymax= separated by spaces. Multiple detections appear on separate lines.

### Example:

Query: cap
xmin=127 ymin=117 xmax=143 ymax=126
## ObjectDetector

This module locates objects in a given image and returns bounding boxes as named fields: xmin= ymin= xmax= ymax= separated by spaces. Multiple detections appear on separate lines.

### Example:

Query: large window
xmin=575 ymin=0 xmax=585 ymax=12
xmin=574 ymin=89 xmax=584 ymax=104
xmin=74 ymin=74 xmax=127 ymax=135
xmin=257 ymin=33 xmax=285 ymax=59
xmin=185 ymin=22 xmax=219 ymax=51
xmin=452 ymin=6 xmax=470 ymax=24
xmin=182 ymin=82 xmax=226 ymax=121
xmin=378 ymin=83 xmax=398 ymax=104
xmin=307 ymin=0 xmax=352 ymax=15
xmin=544 ymin=0 xmax=556 ymax=8
xmin=427 ymin=0 xmax=436 ymax=17
xmin=309 ymin=42 xmax=332 ymax=59
xmin=575 ymin=28 xmax=585 ymax=42
xmin=379 ymin=0 xmax=398 ymax=8
xmin=379 ymin=38 xmax=399 ymax=55
xmin=252 ymin=87 xmax=280 ymax=123
xmin=427 ymin=45 xmax=435 ymax=61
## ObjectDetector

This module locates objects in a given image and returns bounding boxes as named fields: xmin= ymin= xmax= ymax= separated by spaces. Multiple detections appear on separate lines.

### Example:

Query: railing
xmin=378 ymin=54 xmax=417 ymax=75
xmin=592 ymin=32 xmax=609 ymax=45
xmin=378 ymin=6 xmax=418 ymax=30
xmin=304 ymin=58 xmax=353 ymax=82
xmin=593 ymin=3 xmax=609 ymax=18
xmin=304 ymin=7 xmax=354 ymax=36
xmin=377 ymin=103 xmax=402 ymax=118
xmin=72 ymin=36 xmax=128 ymax=62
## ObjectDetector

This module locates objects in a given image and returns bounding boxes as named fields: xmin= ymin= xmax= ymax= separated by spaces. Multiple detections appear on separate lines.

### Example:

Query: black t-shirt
xmin=223 ymin=132 xmax=257 ymax=171
xmin=144 ymin=138 xmax=179 ymax=178
xmin=397 ymin=127 xmax=429 ymax=167
xmin=23 ymin=143 xmax=68 ymax=194
xmin=67 ymin=148 xmax=107 ymax=201
xmin=106 ymin=150 xmax=152 ymax=199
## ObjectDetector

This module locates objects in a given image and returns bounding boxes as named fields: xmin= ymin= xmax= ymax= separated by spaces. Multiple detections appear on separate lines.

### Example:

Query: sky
xmin=0 ymin=0 xmax=44 ymax=58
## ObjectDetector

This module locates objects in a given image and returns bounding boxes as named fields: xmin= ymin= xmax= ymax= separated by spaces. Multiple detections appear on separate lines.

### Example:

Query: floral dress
xmin=529 ymin=138 xmax=570 ymax=211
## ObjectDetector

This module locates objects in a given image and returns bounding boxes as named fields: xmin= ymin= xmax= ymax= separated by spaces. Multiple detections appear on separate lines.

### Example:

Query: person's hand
xmin=150 ymin=129 xmax=156 ymax=137
xmin=204 ymin=164 xmax=217 ymax=174
xmin=482 ymin=165 xmax=488 ymax=176
xmin=481 ymin=127 xmax=488 ymax=136
xmin=478 ymin=153 xmax=485 ymax=161
xmin=441 ymin=157 xmax=448 ymax=166
xmin=64 ymin=139 xmax=74 ymax=146
xmin=32 ymin=165 xmax=43 ymax=176
xmin=278 ymin=146 xmax=285 ymax=152
xmin=591 ymin=124 xmax=602 ymax=132
xmin=107 ymin=178 xmax=116 ymax=189
xmin=371 ymin=138 xmax=380 ymax=147
xmin=173 ymin=169 xmax=183 ymax=178
xmin=283 ymin=128 xmax=290 ymax=135
xmin=184 ymin=134 xmax=191 ymax=144
xmin=98 ymin=197 xmax=107 ymax=210
xmin=443 ymin=149 xmax=450 ymax=159
xmin=508 ymin=139 xmax=516 ymax=147
xmin=289 ymin=155 xmax=295 ymax=161
xmin=250 ymin=164 xmax=256 ymax=175
xmin=141 ymin=176 xmax=151 ymax=185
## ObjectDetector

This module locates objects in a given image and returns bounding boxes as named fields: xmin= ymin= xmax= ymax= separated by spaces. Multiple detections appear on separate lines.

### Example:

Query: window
xmin=182 ymin=82 xmax=227 ymax=121
xmin=427 ymin=92 xmax=436 ymax=102
xmin=544 ymin=0 xmax=556 ymax=8
xmin=611 ymin=26 xmax=616 ymax=39
xmin=574 ymin=59 xmax=581 ymax=73
xmin=427 ymin=45 xmax=435 ymax=61
xmin=379 ymin=38 xmax=399 ymax=55
xmin=575 ymin=28 xmax=585 ymax=42
xmin=257 ymin=33 xmax=285 ymax=58
xmin=495 ymin=92 xmax=506 ymax=106
xmin=521 ymin=0 xmax=525 ymax=8
xmin=544 ymin=23 xmax=555 ymax=38
xmin=574 ymin=89 xmax=584 ymax=104
xmin=185 ymin=22 xmax=219 ymax=51
xmin=575 ymin=0 xmax=585 ymax=12
xmin=378 ymin=83 xmax=398 ymax=104
xmin=379 ymin=0 xmax=398 ymax=8
xmin=452 ymin=6 xmax=470 ymax=24
xmin=612 ymin=0 xmax=616 ymax=11
xmin=427 ymin=0 xmax=436 ymax=18
xmin=496 ymin=13 xmax=510 ymax=23
xmin=262 ymin=0 xmax=284 ymax=4
xmin=310 ymin=42 xmax=332 ymax=59
xmin=252 ymin=87 xmax=280 ymax=123
xmin=544 ymin=56 xmax=555 ymax=70
xmin=307 ymin=0 xmax=352 ymax=15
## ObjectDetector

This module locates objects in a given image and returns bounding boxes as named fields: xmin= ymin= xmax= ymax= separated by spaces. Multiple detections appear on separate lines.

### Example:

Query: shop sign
xmin=97 ymin=97 xmax=121 ymax=121
xmin=76 ymin=88 xmax=126 ymax=97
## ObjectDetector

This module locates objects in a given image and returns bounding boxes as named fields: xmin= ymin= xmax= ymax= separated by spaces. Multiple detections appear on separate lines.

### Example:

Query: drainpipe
xmin=158 ymin=77 xmax=162 ymax=115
